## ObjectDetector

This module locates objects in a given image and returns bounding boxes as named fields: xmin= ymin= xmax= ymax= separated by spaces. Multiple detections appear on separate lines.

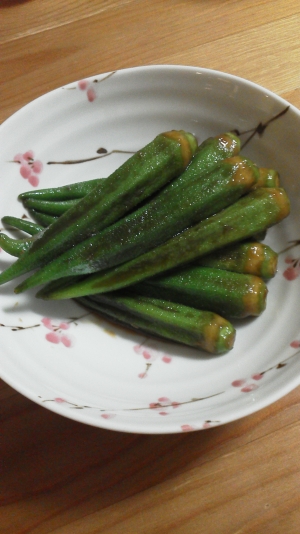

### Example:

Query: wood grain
xmin=1 ymin=1 xmax=300 ymax=532
xmin=1 ymin=380 xmax=300 ymax=533
xmin=1 ymin=0 xmax=300 ymax=121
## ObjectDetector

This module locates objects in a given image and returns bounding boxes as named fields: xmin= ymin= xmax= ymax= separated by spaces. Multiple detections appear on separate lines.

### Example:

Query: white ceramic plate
xmin=1 ymin=65 xmax=300 ymax=434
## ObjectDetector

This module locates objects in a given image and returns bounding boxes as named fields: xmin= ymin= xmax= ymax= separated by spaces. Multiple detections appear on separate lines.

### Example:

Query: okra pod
xmin=23 ymin=164 xmax=274 ymax=231
xmin=17 ymin=150 xmax=261 ymax=294
xmin=2 ymin=216 xmax=44 ymax=235
xmin=27 ymin=209 xmax=58 ymax=227
xmin=5 ymin=132 xmax=242 ymax=272
xmin=133 ymin=267 xmax=268 ymax=318
xmin=0 ymin=217 xmax=43 ymax=257
xmin=19 ymin=134 xmax=244 ymax=217
xmin=18 ymin=177 xmax=105 ymax=201
xmin=77 ymin=293 xmax=236 ymax=354
xmin=252 ymin=168 xmax=280 ymax=190
xmin=0 ymin=130 xmax=197 ymax=285
xmin=0 ymin=234 xmax=34 ymax=257
xmin=22 ymin=198 xmax=78 ymax=216
xmin=196 ymin=241 xmax=278 ymax=278
xmin=40 ymin=187 xmax=290 ymax=299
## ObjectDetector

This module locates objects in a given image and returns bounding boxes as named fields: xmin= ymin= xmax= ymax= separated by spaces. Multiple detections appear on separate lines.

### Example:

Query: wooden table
xmin=1 ymin=1 xmax=300 ymax=532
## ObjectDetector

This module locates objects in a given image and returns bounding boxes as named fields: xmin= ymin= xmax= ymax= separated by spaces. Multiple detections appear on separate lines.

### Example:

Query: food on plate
xmin=0 ymin=129 xmax=198 ymax=285
xmin=251 ymin=167 xmax=280 ymax=190
xmin=130 ymin=267 xmax=268 ymax=319
xmin=0 ymin=130 xmax=291 ymax=353
xmin=39 ymin=187 xmax=289 ymax=300
xmin=77 ymin=293 xmax=236 ymax=354
xmin=195 ymin=241 xmax=278 ymax=279
xmin=18 ymin=176 xmax=105 ymax=202
xmin=15 ymin=134 xmax=261 ymax=293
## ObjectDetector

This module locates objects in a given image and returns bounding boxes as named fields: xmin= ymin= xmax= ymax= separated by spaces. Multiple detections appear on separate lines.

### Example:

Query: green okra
xmin=133 ymin=267 xmax=268 ymax=318
xmin=2 ymin=216 xmax=44 ymax=235
xmin=252 ymin=168 xmax=280 ymax=190
xmin=27 ymin=209 xmax=58 ymax=227
xmin=17 ymin=145 xmax=261 ymax=294
xmin=196 ymin=241 xmax=278 ymax=279
xmin=0 ymin=234 xmax=35 ymax=257
xmin=40 ymin=187 xmax=290 ymax=299
xmin=4 ymin=134 xmax=242 ymax=259
xmin=18 ymin=177 xmax=105 ymax=202
xmin=0 ymin=217 xmax=43 ymax=257
xmin=251 ymin=230 xmax=267 ymax=242
xmin=77 ymin=293 xmax=236 ymax=354
xmin=19 ymin=134 xmax=244 ymax=219
xmin=22 ymin=198 xmax=78 ymax=217
xmin=0 ymin=130 xmax=197 ymax=286
xmin=8 ymin=132 xmax=242 ymax=268
xmin=19 ymin=166 xmax=279 ymax=222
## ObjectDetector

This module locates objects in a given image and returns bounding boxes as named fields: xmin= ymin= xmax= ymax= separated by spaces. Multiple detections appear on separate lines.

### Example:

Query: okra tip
xmin=216 ymin=132 xmax=241 ymax=156
xmin=254 ymin=168 xmax=280 ymax=189
xmin=243 ymin=243 xmax=278 ymax=279
xmin=162 ymin=130 xmax=198 ymax=167
xmin=223 ymin=155 xmax=259 ymax=188
xmin=203 ymin=315 xmax=236 ymax=354
xmin=270 ymin=187 xmax=291 ymax=221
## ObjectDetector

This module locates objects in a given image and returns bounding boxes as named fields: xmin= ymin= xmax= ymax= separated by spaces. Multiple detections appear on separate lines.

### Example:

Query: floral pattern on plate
xmin=66 ymin=71 xmax=116 ymax=102
xmin=12 ymin=150 xmax=43 ymax=187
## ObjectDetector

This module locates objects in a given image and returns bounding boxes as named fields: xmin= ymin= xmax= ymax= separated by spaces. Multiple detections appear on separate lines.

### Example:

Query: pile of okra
xmin=0 ymin=129 xmax=290 ymax=354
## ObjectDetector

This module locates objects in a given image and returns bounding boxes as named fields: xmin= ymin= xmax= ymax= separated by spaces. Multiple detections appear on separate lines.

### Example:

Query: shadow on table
xmin=1 ymin=382 xmax=254 ymax=508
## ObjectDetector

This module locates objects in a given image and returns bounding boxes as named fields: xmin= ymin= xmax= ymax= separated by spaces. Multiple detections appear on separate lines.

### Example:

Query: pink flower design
xmin=138 ymin=369 xmax=149 ymax=379
xmin=290 ymin=340 xmax=300 ymax=348
xmin=232 ymin=375 xmax=261 ymax=393
xmin=202 ymin=420 xmax=220 ymax=429
xmin=78 ymin=79 xmax=88 ymax=90
xmin=54 ymin=397 xmax=66 ymax=404
xmin=13 ymin=150 xmax=43 ymax=187
xmin=283 ymin=267 xmax=300 ymax=280
xmin=134 ymin=345 xmax=158 ymax=362
xmin=231 ymin=379 xmax=246 ymax=387
xmin=78 ymin=79 xmax=97 ymax=102
xmin=240 ymin=383 xmax=259 ymax=393
xmin=251 ymin=373 xmax=264 ymax=381
xmin=87 ymin=87 xmax=97 ymax=102
xmin=202 ymin=421 xmax=212 ymax=429
xmin=181 ymin=424 xmax=196 ymax=432
xmin=101 ymin=413 xmax=116 ymax=419
xmin=134 ymin=344 xmax=173 ymax=378
xmin=181 ymin=420 xmax=219 ymax=431
xmin=149 ymin=396 xmax=180 ymax=416
xmin=283 ymin=256 xmax=300 ymax=280
xmin=41 ymin=317 xmax=73 ymax=347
